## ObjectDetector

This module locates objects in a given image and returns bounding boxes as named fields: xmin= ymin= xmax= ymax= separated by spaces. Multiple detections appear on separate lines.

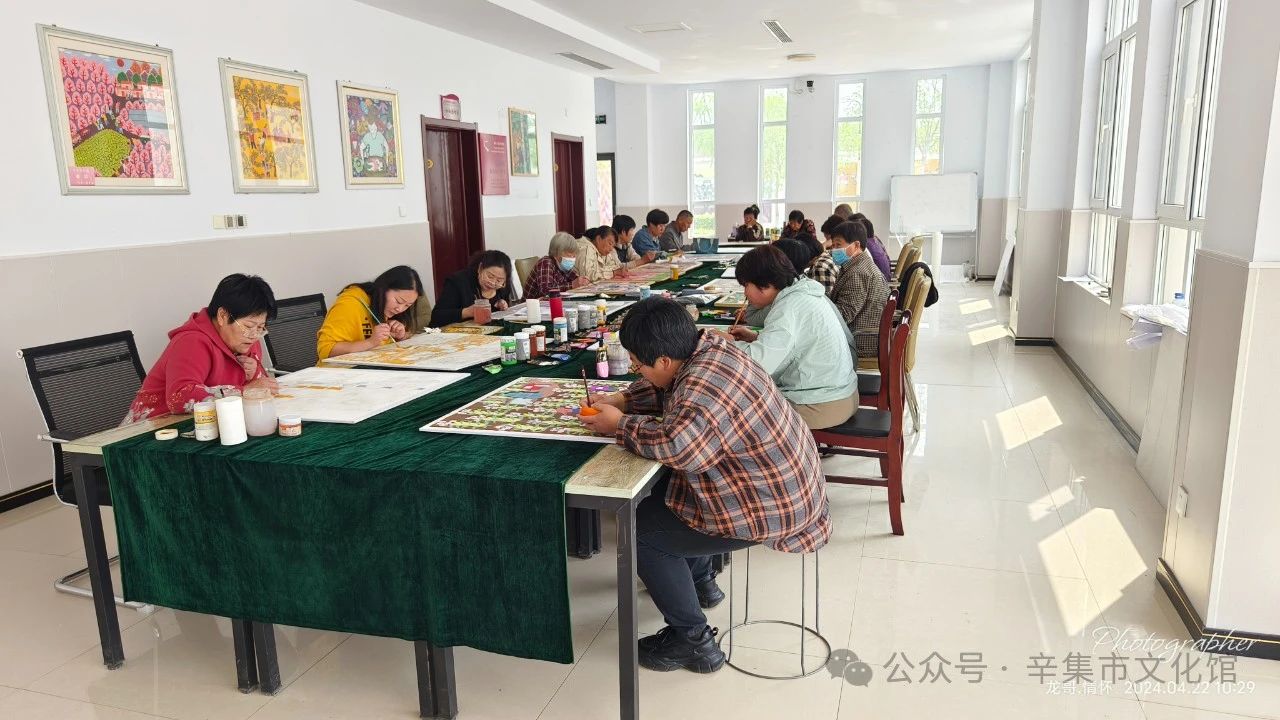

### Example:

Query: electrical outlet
xmin=214 ymin=214 xmax=246 ymax=229
xmin=1175 ymin=485 xmax=1189 ymax=517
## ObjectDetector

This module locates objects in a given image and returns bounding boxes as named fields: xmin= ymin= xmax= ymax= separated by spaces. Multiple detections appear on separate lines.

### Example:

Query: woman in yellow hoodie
xmin=317 ymin=265 xmax=424 ymax=360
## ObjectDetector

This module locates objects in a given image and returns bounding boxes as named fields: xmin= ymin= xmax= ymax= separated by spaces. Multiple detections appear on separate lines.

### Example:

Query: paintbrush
xmin=729 ymin=307 xmax=744 ymax=335
xmin=580 ymin=368 xmax=593 ymax=407
xmin=356 ymin=298 xmax=402 ymax=348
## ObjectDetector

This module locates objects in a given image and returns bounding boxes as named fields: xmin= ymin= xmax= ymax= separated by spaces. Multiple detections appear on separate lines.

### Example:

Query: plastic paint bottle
xmin=549 ymin=291 xmax=564 ymax=319
xmin=553 ymin=317 xmax=568 ymax=343
xmin=596 ymin=346 xmax=610 ymax=378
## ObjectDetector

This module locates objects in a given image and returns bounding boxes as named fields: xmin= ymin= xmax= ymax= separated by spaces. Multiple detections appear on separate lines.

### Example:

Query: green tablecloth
xmin=102 ymin=259 xmax=733 ymax=666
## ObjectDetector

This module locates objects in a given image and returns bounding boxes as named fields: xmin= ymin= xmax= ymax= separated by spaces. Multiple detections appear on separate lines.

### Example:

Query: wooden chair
xmin=813 ymin=319 xmax=912 ymax=536
xmin=857 ymin=290 xmax=900 ymax=408
xmin=515 ymin=256 xmax=540 ymax=289
xmin=901 ymin=274 xmax=932 ymax=433
xmin=891 ymin=244 xmax=922 ymax=283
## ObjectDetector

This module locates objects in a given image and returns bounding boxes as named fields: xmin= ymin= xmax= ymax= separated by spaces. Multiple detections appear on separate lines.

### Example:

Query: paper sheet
xmin=274 ymin=367 xmax=469 ymax=424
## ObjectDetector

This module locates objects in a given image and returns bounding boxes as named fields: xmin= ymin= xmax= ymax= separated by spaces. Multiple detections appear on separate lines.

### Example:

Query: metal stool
xmin=716 ymin=546 xmax=831 ymax=679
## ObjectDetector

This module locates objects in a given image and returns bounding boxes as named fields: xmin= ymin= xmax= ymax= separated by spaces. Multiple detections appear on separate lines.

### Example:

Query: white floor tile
xmin=0 ymin=689 xmax=169 ymax=720
xmin=837 ymin=677 xmax=1145 ymax=720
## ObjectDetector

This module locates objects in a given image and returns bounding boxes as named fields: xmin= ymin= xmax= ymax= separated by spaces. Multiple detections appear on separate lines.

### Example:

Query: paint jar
xmin=565 ymin=307 xmax=579 ymax=334
xmin=595 ymin=299 xmax=609 ymax=327
xmin=514 ymin=332 xmax=530 ymax=361
xmin=278 ymin=415 xmax=302 ymax=437
xmin=193 ymin=399 xmax=219 ymax=442
xmin=530 ymin=325 xmax=546 ymax=356
xmin=577 ymin=303 xmax=594 ymax=331
xmin=553 ymin=317 xmax=568 ymax=343
xmin=500 ymin=337 xmax=518 ymax=365
xmin=525 ymin=298 xmax=543 ymax=324
xmin=671 ymin=265 xmax=681 ymax=281
xmin=471 ymin=300 xmax=492 ymax=325
xmin=548 ymin=291 xmax=564 ymax=319
xmin=241 ymin=387 xmax=278 ymax=437
xmin=606 ymin=332 xmax=629 ymax=376
xmin=596 ymin=347 xmax=610 ymax=378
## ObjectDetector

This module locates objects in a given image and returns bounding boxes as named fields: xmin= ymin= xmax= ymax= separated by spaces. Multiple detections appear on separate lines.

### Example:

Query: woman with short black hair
xmin=125 ymin=274 xmax=278 ymax=422
xmin=780 ymin=209 xmax=816 ymax=240
xmin=733 ymin=204 xmax=765 ymax=242
xmin=430 ymin=250 xmax=520 ymax=327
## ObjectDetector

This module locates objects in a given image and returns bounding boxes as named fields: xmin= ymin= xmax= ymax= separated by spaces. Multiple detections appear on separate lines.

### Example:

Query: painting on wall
xmin=337 ymin=81 xmax=403 ymax=188
xmin=36 ymin=25 xmax=188 ymax=195
xmin=507 ymin=107 xmax=538 ymax=177
xmin=218 ymin=59 xmax=318 ymax=192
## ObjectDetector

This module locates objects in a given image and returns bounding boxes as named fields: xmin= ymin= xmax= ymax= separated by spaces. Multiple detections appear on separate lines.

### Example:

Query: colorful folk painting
xmin=37 ymin=26 xmax=187 ymax=193
xmin=323 ymin=333 xmax=505 ymax=372
xmin=508 ymin=107 xmax=538 ymax=176
xmin=338 ymin=82 xmax=402 ymax=187
xmin=421 ymin=378 xmax=631 ymax=443
xmin=219 ymin=60 xmax=317 ymax=192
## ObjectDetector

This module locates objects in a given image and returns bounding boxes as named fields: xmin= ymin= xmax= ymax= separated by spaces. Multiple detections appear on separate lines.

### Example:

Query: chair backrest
xmin=909 ymin=234 xmax=928 ymax=249
xmin=893 ymin=244 xmax=921 ymax=280
xmin=263 ymin=293 xmax=327 ymax=372
xmin=903 ymin=275 xmax=931 ymax=373
xmin=900 ymin=267 xmax=926 ymax=311
xmin=515 ymin=256 xmax=540 ymax=288
xmin=881 ymin=317 xmax=912 ymax=443
xmin=876 ymin=290 xmax=899 ymax=372
xmin=18 ymin=331 xmax=146 ymax=504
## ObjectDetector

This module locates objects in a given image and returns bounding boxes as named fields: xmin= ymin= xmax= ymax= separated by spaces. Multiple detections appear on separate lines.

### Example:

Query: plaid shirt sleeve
xmin=618 ymin=400 xmax=722 ymax=476
xmin=622 ymin=377 xmax=662 ymax=415
xmin=807 ymin=254 xmax=839 ymax=296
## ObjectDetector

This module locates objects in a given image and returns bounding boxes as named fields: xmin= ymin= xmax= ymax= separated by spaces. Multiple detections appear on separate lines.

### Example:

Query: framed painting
xmin=218 ymin=59 xmax=318 ymax=192
xmin=36 ymin=25 xmax=188 ymax=195
xmin=337 ymin=81 xmax=403 ymax=188
xmin=508 ymin=107 xmax=539 ymax=176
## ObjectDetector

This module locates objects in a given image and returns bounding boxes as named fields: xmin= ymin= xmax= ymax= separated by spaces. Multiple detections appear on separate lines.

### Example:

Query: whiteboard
xmin=889 ymin=173 xmax=979 ymax=234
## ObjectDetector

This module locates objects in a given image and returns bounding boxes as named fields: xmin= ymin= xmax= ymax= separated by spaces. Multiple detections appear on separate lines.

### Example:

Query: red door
xmin=552 ymin=135 xmax=586 ymax=237
xmin=422 ymin=118 xmax=485 ymax=297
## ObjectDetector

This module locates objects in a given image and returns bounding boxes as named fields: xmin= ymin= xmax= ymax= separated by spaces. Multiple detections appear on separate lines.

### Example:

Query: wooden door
xmin=422 ymin=118 xmax=485 ymax=297
xmin=552 ymin=135 xmax=586 ymax=237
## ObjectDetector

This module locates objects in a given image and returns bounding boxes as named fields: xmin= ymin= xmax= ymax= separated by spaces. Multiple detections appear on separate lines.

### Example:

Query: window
xmin=688 ymin=90 xmax=716 ymax=237
xmin=834 ymin=81 xmax=865 ymax=204
xmin=1085 ymin=0 xmax=1138 ymax=288
xmin=912 ymin=77 xmax=944 ymax=174
xmin=1154 ymin=0 xmax=1225 ymax=303
xmin=758 ymin=86 xmax=788 ymax=229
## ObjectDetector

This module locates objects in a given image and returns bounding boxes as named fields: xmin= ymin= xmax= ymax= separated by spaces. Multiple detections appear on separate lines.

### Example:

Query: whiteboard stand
xmin=890 ymin=173 xmax=979 ymax=283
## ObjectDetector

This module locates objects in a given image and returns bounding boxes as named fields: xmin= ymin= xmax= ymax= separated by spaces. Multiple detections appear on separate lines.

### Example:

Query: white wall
xmin=606 ymin=62 xmax=1016 ymax=258
xmin=0 ymin=0 xmax=597 ymax=259
xmin=594 ymin=77 xmax=616 ymax=154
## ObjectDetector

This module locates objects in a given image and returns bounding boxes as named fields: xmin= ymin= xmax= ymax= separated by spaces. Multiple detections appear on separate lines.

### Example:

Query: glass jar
xmin=241 ymin=387 xmax=278 ymax=437
xmin=606 ymin=332 xmax=629 ymax=376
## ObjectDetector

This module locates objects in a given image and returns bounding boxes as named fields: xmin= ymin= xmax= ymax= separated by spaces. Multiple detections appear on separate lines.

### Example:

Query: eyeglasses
xmin=234 ymin=319 xmax=269 ymax=339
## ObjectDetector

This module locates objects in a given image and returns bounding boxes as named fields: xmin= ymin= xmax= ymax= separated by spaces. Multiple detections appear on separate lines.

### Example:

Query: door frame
xmin=551 ymin=133 xmax=587 ymax=237
xmin=420 ymin=116 xmax=486 ymax=297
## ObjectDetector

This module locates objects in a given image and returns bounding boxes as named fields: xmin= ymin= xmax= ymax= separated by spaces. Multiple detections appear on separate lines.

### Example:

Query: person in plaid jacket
xmin=580 ymin=298 xmax=831 ymax=673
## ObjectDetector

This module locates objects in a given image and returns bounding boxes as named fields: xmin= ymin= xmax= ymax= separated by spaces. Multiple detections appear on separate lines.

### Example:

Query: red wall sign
xmin=479 ymin=133 xmax=510 ymax=196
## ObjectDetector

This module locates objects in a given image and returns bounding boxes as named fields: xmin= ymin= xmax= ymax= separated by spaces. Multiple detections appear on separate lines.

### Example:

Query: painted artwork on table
xmin=323 ymin=333 xmax=505 ymax=371
xmin=508 ymin=107 xmax=538 ymax=176
xmin=422 ymin=378 xmax=632 ymax=443
xmin=337 ymin=82 xmax=402 ymax=188
xmin=219 ymin=59 xmax=318 ymax=192
xmin=698 ymin=279 xmax=748 ymax=308
xmin=274 ymin=367 xmax=468 ymax=424
xmin=36 ymin=26 xmax=188 ymax=194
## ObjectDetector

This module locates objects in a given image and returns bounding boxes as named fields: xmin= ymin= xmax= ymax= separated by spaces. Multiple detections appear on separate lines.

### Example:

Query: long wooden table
xmin=59 ymin=413 xmax=662 ymax=719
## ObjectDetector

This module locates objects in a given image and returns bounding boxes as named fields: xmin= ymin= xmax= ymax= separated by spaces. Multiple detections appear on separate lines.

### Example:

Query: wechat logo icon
xmin=827 ymin=648 xmax=874 ymax=686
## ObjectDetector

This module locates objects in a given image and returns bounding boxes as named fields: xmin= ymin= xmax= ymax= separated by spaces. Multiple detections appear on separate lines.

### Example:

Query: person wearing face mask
xmin=827 ymin=220 xmax=889 ymax=358
xmin=524 ymin=232 xmax=591 ymax=298
xmin=317 ymin=265 xmax=425 ymax=360
xmin=430 ymin=250 xmax=520 ymax=327
xmin=124 ymin=274 xmax=279 ymax=423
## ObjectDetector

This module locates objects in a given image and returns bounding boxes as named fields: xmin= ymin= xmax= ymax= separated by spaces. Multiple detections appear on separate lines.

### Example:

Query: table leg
xmin=615 ymin=499 xmax=639 ymax=720
xmin=251 ymin=622 xmax=281 ymax=694
xmin=414 ymin=641 xmax=458 ymax=719
xmin=231 ymin=619 xmax=259 ymax=693
xmin=71 ymin=457 xmax=124 ymax=669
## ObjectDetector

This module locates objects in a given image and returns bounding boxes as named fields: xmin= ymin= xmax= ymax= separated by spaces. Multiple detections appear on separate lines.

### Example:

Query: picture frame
xmin=336 ymin=81 xmax=403 ymax=188
xmin=36 ymin=24 xmax=189 ymax=195
xmin=218 ymin=58 xmax=318 ymax=193
xmin=507 ymin=107 xmax=539 ymax=177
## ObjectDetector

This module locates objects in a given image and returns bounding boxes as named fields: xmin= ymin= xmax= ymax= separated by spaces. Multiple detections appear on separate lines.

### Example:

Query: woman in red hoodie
xmin=124 ymin=274 xmax=278 ymax=423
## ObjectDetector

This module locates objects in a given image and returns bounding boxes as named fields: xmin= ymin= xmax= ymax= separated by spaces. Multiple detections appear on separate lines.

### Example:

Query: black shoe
xmin=695 ymin=577 xmax=725 ymax=609
xmin=638 ymin=626 xmax=725 ymax=673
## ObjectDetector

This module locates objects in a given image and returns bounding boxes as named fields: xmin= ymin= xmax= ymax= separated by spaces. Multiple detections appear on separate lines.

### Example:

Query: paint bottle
xmin=553 ymin=317 xmax=568 ymax=343
xmin=577 ymin=303 xmax=594 ymax=331
xmin=595 ymin=299 xmax=608 ymax=327
xmin=193 ymin=399 xmax=219 ymax=441
xmin=525 ymin=298 xmax=543 ymax=324
xmin=500 ymin=337 xmax=518 ymax=365
xmin=596 ymin=346 xmax=610 ymax=378
xmin=606 ymin=332 xmax=629 ymax=376
xmin=514 ymin=332 xmax=530 ymax=361
xmin=549 ymin=291 xmax=564 ymax=319
xmin=278 ymin=415 xmax=302 ymax=437
xmin=530 ymin=325 xmax=546 ymax=356
xmin=565 ymin=307 xmax=579 ymax=335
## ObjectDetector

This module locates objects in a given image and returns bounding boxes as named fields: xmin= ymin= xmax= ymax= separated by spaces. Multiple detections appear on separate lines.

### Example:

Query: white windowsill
xmin=1058 ymin=276 xmax=1112 ymax=304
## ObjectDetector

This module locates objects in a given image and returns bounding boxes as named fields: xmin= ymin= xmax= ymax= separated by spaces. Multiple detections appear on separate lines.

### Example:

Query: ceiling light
xmin=628 ymin=22 xmax=692 ymax=34
xmin=786 ymin=53 xmax=817 ymax=62
xmin=762 ymin=20 xmax=794 ymax=44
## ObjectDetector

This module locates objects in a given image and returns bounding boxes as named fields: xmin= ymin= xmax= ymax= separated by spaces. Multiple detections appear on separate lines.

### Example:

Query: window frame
xmin=758 ymin=84 xmax=789 ymax=230
xmin=833 ymin=79 xmax=866 ymax=204
xmin=687 ymin=89 xmax=716 ymax=238
xmin=911 ymin=75 xmax=946 ymax=175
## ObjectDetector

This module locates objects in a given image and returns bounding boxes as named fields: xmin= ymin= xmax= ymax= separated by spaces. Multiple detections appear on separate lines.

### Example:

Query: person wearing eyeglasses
xmin=124 ymin=274 xmax=278 ymax=423
xmin=430 ymin=250 xmax=519 ymax=327
xmin=317 ymin=265 xmax=424 ymax=360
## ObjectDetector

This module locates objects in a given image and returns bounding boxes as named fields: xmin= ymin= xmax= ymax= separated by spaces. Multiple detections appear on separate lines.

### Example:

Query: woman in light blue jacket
xmin=717 ymin=244 xmax=857 ymax=429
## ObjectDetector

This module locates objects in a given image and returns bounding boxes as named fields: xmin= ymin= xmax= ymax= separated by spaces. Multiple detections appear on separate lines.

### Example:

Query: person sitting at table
xmin=576 ymin=226 xmax=634 ymax=283
xmin=715 ymin=245 xmax=856 ymax=429
xmin=124 ymin=274 xmax=278 ymax=423
xmin=578 ymin=298 xmax=830 ymax=674
xmin=632 ymin=209 xmax=669 ymax=256
xmin=612 ymin=215 xmax=658 ymax=267
xmin=524 ymin=232 xmax=591 ymax=299
xmin=732 ymin=204 xmax=764 ymax=242
xmin=833 ymin=203 xmax=854 ymax=220
xmin=779 ymin=209 xmax=816 ymax=240
xmin=850 ymin=212 xmax=892 ymax=282
xmin=660 ymin=210 xmax=693 ymax=252
xmin=829 ymin=220 xmax=889 ymax=359
xmin=317 ymin=265 xmax=424 ymax=360
xmin=738 ymin=237 xmax=815 ymax=327
xmin=430 ymin=250 xmax=520 ymax=327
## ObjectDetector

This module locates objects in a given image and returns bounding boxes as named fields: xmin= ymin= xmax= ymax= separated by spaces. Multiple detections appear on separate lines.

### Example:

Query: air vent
xmin=628 ymin=22 xmax=692 ymax=34
xmin=556 ymin=52 xmax=613 ymax=71
xmin=762 ymin=19 xmax=793 ymax=43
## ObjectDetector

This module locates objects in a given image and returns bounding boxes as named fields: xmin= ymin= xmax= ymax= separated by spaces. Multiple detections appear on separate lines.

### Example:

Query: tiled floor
xmin=2 ymin=282 xmax=1276 ymax=719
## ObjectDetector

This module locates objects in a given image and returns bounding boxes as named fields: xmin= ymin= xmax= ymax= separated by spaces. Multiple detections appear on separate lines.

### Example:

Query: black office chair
xmin=263 ymin=293 xmax=327 ymax=372
xmin=18 ymin=331 xmax=150 ymax=609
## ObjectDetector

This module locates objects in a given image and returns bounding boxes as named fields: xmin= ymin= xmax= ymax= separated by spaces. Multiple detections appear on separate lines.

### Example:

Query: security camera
xmin=805 ymin=79 xmax=814 ymax=90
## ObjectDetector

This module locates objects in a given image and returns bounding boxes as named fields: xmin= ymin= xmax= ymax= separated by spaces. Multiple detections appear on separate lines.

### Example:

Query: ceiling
xmin=356 ymin=0 xmax=1034 ymax=84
